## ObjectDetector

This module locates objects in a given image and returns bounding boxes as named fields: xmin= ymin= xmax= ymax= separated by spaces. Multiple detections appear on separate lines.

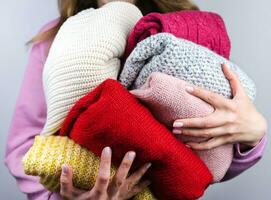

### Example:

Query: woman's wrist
xmin=239 ymin=136 xmax=264 ymax=152
xmin=240 ymin=112 xmax=267 ymax=152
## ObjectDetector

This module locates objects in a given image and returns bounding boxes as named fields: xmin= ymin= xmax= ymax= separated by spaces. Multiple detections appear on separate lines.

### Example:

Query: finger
xmin=185 ymin=84 xmax=230 ymax=108
xmin=186 ymin=135 xmax=234 ymax=150
xmin=173 ymin=113 xmax=226 ymax=129
xmin=130 ymin=180 xmax=152 ymax=196
xmin=221 ymin=63 xmax=244 ymax=97
xmin=93 ymin=147 xmax=112 ymax=195
xmin=178 ymin=126 xmax=229 ymax=138
xmin=127 ymin=163 xmax=152 ymax=185
xmin=109 ymin=151 xmax=136 ymax=195
xmin=60 ymin=165 xmax=74 ymax=198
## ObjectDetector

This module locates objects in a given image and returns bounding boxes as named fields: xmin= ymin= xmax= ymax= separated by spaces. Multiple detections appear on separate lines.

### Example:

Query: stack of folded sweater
xmin=119 ymin=11 xmax=256 ymax=184
xmin=24 ymin=2 xmax=156 ymax=199
xmin=23 ymin=4 xmax=257 ymax=200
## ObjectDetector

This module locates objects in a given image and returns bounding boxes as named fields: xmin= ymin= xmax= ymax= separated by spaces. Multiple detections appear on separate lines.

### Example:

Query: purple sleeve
xmin=4 ymin=21 xmax=61 ymax=200
xmin=222 ymin=134 xmax=267 ymax=181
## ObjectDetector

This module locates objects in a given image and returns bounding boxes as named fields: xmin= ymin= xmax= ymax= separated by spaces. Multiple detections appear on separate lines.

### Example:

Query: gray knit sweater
xmin=119 ymin=33 xmax=256 ymax=99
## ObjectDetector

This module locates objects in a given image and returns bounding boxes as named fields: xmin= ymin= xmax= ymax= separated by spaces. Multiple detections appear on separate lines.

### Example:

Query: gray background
xmin=0 ymin=0 xmax=270 ymax=199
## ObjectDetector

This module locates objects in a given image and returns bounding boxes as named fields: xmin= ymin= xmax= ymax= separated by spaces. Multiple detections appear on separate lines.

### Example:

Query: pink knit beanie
xmin=131 ymin=72 xmax=233 ymax=183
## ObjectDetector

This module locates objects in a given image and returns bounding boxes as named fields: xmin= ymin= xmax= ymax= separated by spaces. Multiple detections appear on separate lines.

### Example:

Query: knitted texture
xmin=124 ymin=11 xmax=231 ymax=59
xmin=41 ymin=2 xmax=143 ymax=135
xmin=22 ymin=136 xmax=155 ymax=200
xmin=119 ymin=33 xmax=256 ymax=100
xmin=59 ymin=79 xmax=213 ymax=200
xmin=131 ymin=72 xmax=234 ymax=183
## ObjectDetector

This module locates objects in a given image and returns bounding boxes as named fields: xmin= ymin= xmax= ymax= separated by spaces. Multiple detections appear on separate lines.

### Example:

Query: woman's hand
xmin=60 ymin=147 xmax=151 ymax=200
xmin=173 ymin=64 xmax=267 ymax=151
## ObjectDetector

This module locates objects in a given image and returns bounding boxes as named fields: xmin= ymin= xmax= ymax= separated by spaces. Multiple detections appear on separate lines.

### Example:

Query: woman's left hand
xmin=173 ymin=64 xmax=267 ymax=151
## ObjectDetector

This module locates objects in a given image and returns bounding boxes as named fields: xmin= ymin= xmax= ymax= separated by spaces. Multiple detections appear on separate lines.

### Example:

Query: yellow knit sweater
xmin=22 ymin=136 xmax=155 ymax=199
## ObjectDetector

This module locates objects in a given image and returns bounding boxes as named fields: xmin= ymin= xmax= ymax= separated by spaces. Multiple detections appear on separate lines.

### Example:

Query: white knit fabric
xmin=41 ymin=2 xmax=142 ymax=135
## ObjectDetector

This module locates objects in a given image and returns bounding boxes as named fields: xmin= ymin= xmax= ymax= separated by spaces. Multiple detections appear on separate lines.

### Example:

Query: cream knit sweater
xmin=41 ymin=2 xmax=142 ymax=135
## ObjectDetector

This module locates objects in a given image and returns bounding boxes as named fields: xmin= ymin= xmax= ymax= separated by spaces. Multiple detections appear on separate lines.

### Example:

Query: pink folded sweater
xmin=131 ymin=72 xmax=233 ymax=183
xmin=124 ymin=11 xmax=231 ymax=59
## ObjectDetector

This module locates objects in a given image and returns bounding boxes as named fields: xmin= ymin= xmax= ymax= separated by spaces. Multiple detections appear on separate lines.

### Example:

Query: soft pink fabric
xmin=4 ymin=19 xmax=62 ymax=200
xmin=131 ymin=72 xmax=233 ymax=183
xmin=124 ymin=11 xmax=231 ymax=60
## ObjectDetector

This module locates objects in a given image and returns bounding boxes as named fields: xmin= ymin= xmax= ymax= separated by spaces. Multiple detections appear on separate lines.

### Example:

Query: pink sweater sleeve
xmin=4 ymin=20 xmax=61 ymax=200
xmin=222 ymin=134 xmax=267 ymax=181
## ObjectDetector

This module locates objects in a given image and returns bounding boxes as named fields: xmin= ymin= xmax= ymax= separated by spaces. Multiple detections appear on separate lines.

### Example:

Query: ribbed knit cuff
xmin=234 ymin=134 xmax=267 ymax=161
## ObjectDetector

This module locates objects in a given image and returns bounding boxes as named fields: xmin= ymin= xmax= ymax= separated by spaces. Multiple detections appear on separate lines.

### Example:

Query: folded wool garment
xmin=41 ymin=2 xmax=142 ymax=135
xmin=22 ymin=136 xmax=155 ymax=200
xmin=124 ymin=11 xmax=231 ymax=59
xmin=59 ymin=79 xmax=213 ymax=200
xmin=119 ymin=33 xmax=256 ymax=100
xmin=131 ymin=72 xmax=234 ymax=183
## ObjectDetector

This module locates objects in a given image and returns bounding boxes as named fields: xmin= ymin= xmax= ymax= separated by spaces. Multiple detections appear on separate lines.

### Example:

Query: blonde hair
xmin=29 ymin=0 xmax=199 ymax=44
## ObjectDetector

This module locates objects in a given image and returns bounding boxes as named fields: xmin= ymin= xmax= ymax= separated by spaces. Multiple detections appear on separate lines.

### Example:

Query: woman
xmin=5 ymin=0 xmax=267 ymax=199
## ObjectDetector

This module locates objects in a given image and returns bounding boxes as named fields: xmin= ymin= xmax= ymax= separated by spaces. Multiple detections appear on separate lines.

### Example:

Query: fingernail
xmin=103 ymin=147 xmax=111 ymax=155
xmin=185 ymin=86 xmax=194 ymax=93
xmin=173 ymin=129 xmax=182 ymax=134
xmin=222 ymin=63 xmax=229 ymax=70
xmin=185 ymin=144 xmax=191 ymax=148
xmin=173 ymin=121 xmax=183 ymax=128
xmin=62 ymin=165 xmax=69 ymax=174
xmin=128 ymin=151 xmax=136 ymax=161
xmin=145 ymin=163 xmax=152 ymax=169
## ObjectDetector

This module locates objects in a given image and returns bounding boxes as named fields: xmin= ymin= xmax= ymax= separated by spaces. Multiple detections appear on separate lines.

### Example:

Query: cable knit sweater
xmin=131 ymin=72 xmax=233 ymax=183
xmin=124 ymin=11 xmax=231 ymax=59
xmin=119 ymin=33 xmax=256 ymax=100
xmin=41 ymin=1 xmax=142 ymax=135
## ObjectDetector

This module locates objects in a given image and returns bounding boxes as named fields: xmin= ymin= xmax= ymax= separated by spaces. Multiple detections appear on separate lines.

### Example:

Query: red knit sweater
xmin=60 ymin=79 xmax=212 ymax=200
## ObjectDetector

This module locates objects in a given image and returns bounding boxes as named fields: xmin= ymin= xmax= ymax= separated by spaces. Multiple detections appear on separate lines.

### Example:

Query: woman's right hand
xmin=60 ymin=147 xmax=152 ymax=200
